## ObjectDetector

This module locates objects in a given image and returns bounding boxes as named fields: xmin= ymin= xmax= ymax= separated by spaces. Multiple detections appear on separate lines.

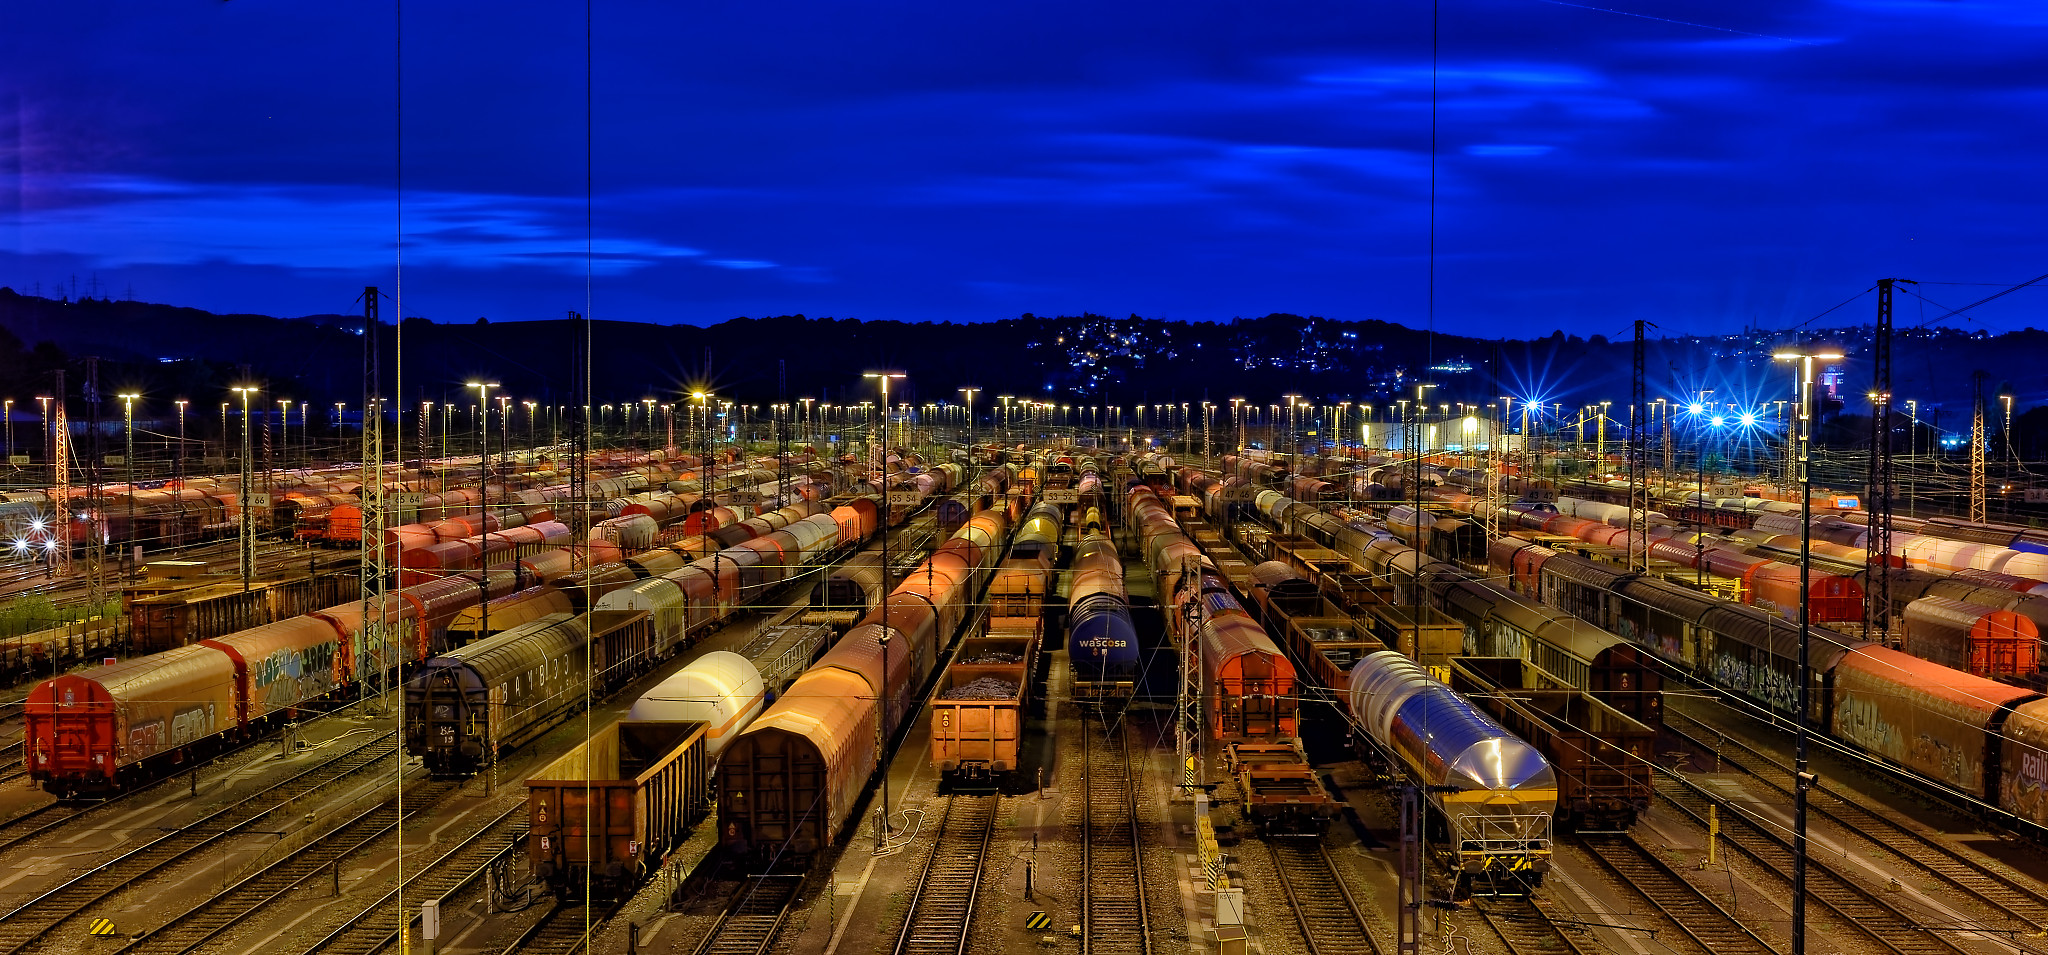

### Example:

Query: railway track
xmin=1475 ymin=897 xmax=1587 ymax=955
xmin=497 ymin=897 xmax=622 ymax=955
xmin=0 ymin=798 xmax=87 ymax=854
xmin=688 ymin=875 xmax=803 ymax=955
xmin=1082 ymin=714 xmax=1149 ymax=955
xmin=0 ymin=734 xmax=399 ymax=955
xmin=892 ymin=794 xmax=997 ymax=955
xmin=1670 ymin=710 xmax=2048 ymax=936
xmin=295 ymin=805 xmax=527 ymax=955
xmin=1573 ymin=832 xmax=1776 ymax=955
xmin=1266 ymin=838 xmax=1380 ymax=955
xmin=112 ymin=779 xmax=461 ymax=955
xmin=1655 ymin=773 xmax=1973 ymax=955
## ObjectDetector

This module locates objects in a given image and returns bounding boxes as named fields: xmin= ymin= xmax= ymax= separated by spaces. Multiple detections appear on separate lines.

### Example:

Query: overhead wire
xmin=1905 ymin=269 xmax=2048 ymax=331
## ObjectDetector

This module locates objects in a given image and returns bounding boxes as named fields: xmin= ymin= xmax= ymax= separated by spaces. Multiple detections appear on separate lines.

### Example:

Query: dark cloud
xmin=3 ymin=0 xmax=2046 ymax=334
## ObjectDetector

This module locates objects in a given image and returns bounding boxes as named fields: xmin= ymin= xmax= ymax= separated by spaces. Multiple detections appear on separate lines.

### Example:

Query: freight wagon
xmin=718 ymin=509 xmax=1010 ymax=867
xmin=528 ymin=719 xmax=711 ymax=899
xmin=930 ymin=633 xmax=1038 ymax=784
xmin=1902 ymin=596 xmax=2041 ymax=679
xmin=1224 ymin=740 xmax=1340 ymax=836
xmin=127 ymin=570 xmax=361 ymax=654
xmin=1447 ymin=657 xmax=1655 ymax=831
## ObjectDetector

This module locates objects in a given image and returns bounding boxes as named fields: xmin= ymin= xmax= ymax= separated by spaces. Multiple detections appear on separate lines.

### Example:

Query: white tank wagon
xmin=629 ymin=651 xmax=767 ymax=758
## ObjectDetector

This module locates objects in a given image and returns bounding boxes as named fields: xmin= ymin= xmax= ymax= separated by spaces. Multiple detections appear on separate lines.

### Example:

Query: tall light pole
xmin=1907 ymin=399 xmax=1920 ymax=517
xmin=959 ymin=387 xmax=979 ymax=450
xmin=865 ymin=372 xmax=905 ymax=455
xmin=3 ymin=397 xmax=11 ymax=468
xmin=468 ymin=382 xmax=497 ymax=523
xmin=274 ymin=398 xmax=291 ymax=472
xmin=863 ymin=371 xmax=906 ymax=841
xmin=497 ymin=396 xmax=512 ymax=478
xmin=693 ymin=392 xmax=714 ymax=501
xmin=174 ymin=400 xmax=187 ymax=490
xmin=1773 ymin=343 xmax=1842 ymax=955
xmin=2002 ymin=390 xmax=2015 ymax=463
xmin=36 ymin=396 xmax=50 ymax=480
xmin=231 ymin=385 xmax=259 ymax=590
xmin=118 ymin=393 xmax=139 ymax=579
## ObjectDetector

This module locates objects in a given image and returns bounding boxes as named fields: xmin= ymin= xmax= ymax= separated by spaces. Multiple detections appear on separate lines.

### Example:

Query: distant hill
xmin=0 ymin=287 xmax=2040 ymax=450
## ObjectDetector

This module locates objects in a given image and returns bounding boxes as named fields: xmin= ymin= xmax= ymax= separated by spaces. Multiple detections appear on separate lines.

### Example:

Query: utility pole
xmin=1971 ymin=370 xmax=1988 ymax=523
xmin=1629 ymin=320 xmax=1653 ymax=572
xmin=50 ymin=372 xmax=70 ymax=579
xmin=1175 ymin=554 xmax=1203 ymax=798
xmin=1867 ymin=278 xmax=1911 ymax=644
xmin=357 ymin=287 xmax=388 ymax=703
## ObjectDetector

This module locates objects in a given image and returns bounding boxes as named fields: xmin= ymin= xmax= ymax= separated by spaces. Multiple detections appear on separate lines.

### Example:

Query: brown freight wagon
xmin=1903 ymin=596 xmax=2041 ymax=679
xmin=129 ymin=571 xmax=362 ymax=654
xmin=1449 ymin=656 xmax=1656 ymax=832
xmin=527 ymin=719 xmax=710 ymax=899
xmin=930 ymin=631 xmax=1038 ymax=783
xmin=1279 ymin=614 xmax=1385 ymax=692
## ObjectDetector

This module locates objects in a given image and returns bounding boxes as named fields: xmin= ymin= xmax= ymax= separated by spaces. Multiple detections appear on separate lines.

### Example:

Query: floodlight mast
xmin=1772 ymin=343 xmax=1841 ymax=955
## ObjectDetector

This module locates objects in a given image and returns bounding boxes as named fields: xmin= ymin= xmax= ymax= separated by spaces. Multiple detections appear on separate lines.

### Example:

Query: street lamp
xmin=174 ymin=400 xmax=188 ymax=490
xmin=36 ymin=396 xmax=50 ymax=480
xmin=468 ymin=382 xmax=497 ymax=522
xmin=865 ymin=372 xmax=906 ymax=454
xmin=959 ymin=387 xmax=979 ymax=449
xmin=864 ymin=371 xmax=907 ymax=842
xmin=1772 ymin=343 xmax=1843 ymax=955
xmin=118 ymin=393 xmax=139 ymax=580
xmin=230 ymin=385 xmax=259 ymax=590
xmin=693 ymin=392 xmax=714 ymax=501
xmin=277 ymin=399 xmax=293 ymax=472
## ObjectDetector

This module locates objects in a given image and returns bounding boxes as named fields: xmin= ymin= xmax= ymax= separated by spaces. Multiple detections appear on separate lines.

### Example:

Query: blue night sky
xmin=2 ymin=1 xmax=2045 ymax=336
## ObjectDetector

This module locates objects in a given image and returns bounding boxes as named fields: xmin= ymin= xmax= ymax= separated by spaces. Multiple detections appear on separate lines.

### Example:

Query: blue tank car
xmin=1067 ymin=523 xmax=1140 ymax=701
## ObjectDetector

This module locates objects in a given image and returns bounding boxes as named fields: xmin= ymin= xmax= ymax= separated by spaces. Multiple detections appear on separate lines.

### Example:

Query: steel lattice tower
xmin=1972 ymin=370 xmax=1988 ymax=522
xmin=357 ymin=287 xmax=388 ymax=700
xmin=1629 ymin=320 xmax=1653 ymax=572
xmin=1866 ymin=278 xmax=1911 ymax=643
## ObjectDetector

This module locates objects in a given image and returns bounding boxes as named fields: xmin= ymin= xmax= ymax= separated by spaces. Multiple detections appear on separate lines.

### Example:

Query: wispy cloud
xmin=1465 ymin=144 xmax=1557 ymax=157
xmin=9 ymin=175 xmax=706 ymax=275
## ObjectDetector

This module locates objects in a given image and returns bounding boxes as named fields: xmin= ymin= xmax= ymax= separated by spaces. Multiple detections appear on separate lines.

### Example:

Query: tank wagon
xmin=1347 ymin=649 xmax=1556 ymax=894
xmin=627 ymin=651 xmax=767 ymax=758
xmin=1068 ymin=513 xmax=1140 ymax=702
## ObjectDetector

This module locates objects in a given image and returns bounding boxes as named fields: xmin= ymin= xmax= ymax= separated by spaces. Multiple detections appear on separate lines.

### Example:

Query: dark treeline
xmin=2 ymin=287 xmax=2043 ymax=452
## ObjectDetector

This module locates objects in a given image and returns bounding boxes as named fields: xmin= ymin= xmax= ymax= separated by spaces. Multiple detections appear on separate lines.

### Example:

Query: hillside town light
xmin=1772 ymin=343 xmax=1843 ymax=955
